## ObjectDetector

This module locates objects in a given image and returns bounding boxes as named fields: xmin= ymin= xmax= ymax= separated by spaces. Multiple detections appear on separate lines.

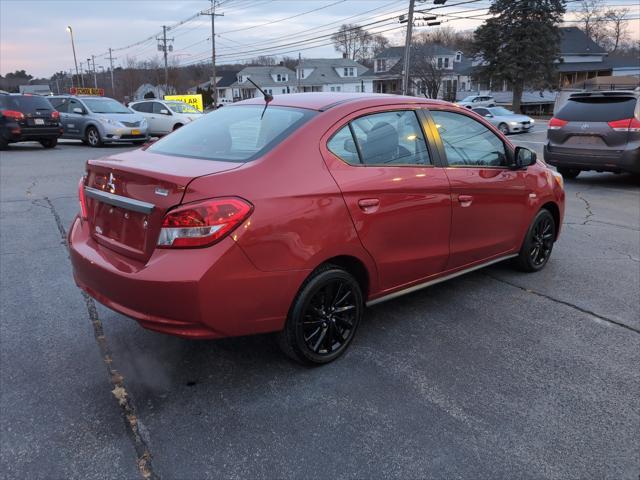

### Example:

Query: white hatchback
xmin=457 ymin=95 xmax=496 ymax=109
xmin=129 ymin=100 xmax=203 ymax=136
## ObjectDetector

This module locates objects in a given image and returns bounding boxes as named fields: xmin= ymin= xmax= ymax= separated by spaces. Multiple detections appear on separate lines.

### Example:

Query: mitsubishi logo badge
xmin=106 ymin=173 xmax=116 ymax=192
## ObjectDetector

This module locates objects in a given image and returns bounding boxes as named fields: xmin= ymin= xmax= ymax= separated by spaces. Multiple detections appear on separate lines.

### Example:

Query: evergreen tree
xmin=472 ymin=0 xmax=566 ymax=112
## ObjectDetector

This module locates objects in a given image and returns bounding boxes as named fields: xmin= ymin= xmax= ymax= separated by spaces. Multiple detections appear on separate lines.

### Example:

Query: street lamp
xmin=66 ymin=26 xmax=82 ymax=87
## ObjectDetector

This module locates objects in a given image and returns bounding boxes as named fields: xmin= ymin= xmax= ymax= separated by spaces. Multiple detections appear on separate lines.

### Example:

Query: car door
xmin=320 ymin=107 xmax=452 ymax=292
xmin=427 ymin=108 xmax=530 ymax=269
xmin=64 ymin=99 xmax=87 ymax=138
xmin=131 ymin=102 xmax=156 ymax=133
xmin=49 ymin=97 xmax=71 ymax=136
xmin=152 ymin=102 xmax=173 ymax=134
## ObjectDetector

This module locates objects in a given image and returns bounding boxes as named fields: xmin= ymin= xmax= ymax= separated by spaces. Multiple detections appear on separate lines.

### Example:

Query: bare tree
xmin=604 ymin=8 xmax=630 ymax=52
xmin=331 ymin=24 xmax=371 ymax=61
xmin=249 ymin=55 xmax=276 ymax=66
xmin=410 ymin=42 xmax=446 ymax=99
xmin=576 ymin=0 xmax=608 ymax=47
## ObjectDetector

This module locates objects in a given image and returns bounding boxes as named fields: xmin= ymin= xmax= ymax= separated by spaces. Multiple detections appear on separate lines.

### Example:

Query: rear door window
xmin=131 ymin=102 xmax=152 ymax=113
xmin=557 ymin=97 xmax=637 ymax=122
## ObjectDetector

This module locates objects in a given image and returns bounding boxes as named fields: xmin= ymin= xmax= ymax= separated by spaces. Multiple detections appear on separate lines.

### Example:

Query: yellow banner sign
xmin=70 ymin=87 xmax=104 ymax=96
xmin=164 ymin=94 xmax=204 ymax=112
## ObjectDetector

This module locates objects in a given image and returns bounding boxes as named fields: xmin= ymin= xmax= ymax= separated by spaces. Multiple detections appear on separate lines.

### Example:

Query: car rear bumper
xmin=68 ymin=216 xmax=307 ymax=339
xmin=544 ymin=144 xmax=640 ymax=174
xmin=2 ymin=126 xmax=62 ymax=142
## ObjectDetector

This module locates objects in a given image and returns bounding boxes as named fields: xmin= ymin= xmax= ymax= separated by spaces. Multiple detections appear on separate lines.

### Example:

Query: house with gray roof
xmin=372 ymin=44 xmax=471 ymax=100
xmin=229 ymin=66 xmax=296 ymax=101
xmin=294 ymin=58 xmax=373 ymax=93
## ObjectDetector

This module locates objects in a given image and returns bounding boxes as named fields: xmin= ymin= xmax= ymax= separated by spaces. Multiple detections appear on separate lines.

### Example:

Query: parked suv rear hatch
xmin=84 ymin=149 xmax=242 ymax=262
xmin=0 ymin=95 xmax=59 ymax=129
xmin=547 ymin=94 xmax=638 ymax=158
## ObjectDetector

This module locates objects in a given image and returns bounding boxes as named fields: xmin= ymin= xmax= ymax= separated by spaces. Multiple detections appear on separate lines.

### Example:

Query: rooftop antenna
xmin=247 ymin=77 xmax=273 ymax=119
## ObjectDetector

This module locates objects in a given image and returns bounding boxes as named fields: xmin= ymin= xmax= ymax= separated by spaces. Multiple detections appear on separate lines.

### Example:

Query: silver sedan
xmin=472 ymin=107 xmax=535 ymax=135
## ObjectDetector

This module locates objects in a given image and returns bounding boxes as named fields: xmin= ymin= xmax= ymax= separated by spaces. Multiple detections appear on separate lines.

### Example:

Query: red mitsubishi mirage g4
xmin=69 ymin=93 xmax=565 ymax=364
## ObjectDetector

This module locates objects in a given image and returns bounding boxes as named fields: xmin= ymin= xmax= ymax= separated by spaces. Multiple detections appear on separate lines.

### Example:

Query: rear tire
xmin=515 ymin=209 xmax=556 ymax=272
xmin=85 ymin=126 xmax=103 ymax=147
xmin=498 ymin=123 xmax=510 ymax=135
xmin=557 ymin=167 xmax=580 ymax=179
xmin=40 ymin=138 xmax=57 ymax=149
xmin=277 ymin=265 xmax=363 ymax=365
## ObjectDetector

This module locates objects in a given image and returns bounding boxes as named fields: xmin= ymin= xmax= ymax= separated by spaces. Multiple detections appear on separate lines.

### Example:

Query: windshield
xmin=83 ymin=98 xmax=132 ymax=114
xmin=166 ymin=101 xmax=200 ymax=114
xmin=148 ymin=105 xmax=315 ymax=162
xmin=489 ymin=107 xmax=514 ymax=116
xmin=461 ymin=96 xmax=477 ymax=102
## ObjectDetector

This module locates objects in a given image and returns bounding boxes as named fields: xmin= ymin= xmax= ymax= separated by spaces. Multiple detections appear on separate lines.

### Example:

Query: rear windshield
xmin=0 ymin=95 xmax=54 ymax=113
xmin=148 ymin=105 xmax=315 ymax=162
xmin=557 ymin=97 xmax=637 ymax=122
xmin=83 ymin=98 xmax=132 ymax=114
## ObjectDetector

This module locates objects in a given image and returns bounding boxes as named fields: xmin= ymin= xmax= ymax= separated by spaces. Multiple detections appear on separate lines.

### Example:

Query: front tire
xmin=85 ymin=126 xmax=103 ymax=147
xmin=498 ymin=123 xmax=510 ymax=135
xmin=515 ymin=209 xmax=556 ymax=272
xmin=557 ymin=167 xmax=580 ymax=179
xmin=172 ymin=123 xmax=183 ymax=131
xmin=40 ymin=138 xmax=57 ymax=149
xmin=278 ymin=265 xmax=363 ymax=365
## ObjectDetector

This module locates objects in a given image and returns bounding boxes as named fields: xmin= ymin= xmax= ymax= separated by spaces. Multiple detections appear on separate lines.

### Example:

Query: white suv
xmin=457 ymin=95 xmax=496 ymax=109
xmin=129 ymin=99 xmax=203 ymax=136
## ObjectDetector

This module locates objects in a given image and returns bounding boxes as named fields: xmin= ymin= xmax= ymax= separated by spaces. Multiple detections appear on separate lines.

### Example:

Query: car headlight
xmin=550 ymin=169 xmax=564 ymax=190
xmin=98 ymin=117 xmax=123 ymax=127
xmin=509 ymin=121 xmax=518 ymax=126
xmin=139 ymin=118 xmax=147 ymax=128
xmin=530 ymin=118 xmax=535 ymax=124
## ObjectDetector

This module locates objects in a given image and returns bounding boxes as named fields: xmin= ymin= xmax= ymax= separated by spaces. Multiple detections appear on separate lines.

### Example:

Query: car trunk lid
xmin=84 ymin=149 xmax=242 ymax=262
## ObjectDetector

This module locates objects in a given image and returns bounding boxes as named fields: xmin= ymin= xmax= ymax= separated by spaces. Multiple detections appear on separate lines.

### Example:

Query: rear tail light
xmin=78 ymin=177 xmax=88 ymax=220
xmin=51 ymin=111 xmax=60 ymax=120
xmin=548 ymin=117 xmax=568 ymax=130
xmin=1 ymin=109 xmax=25 ymax=121
xmin=158 ymin=197 xmax=253 ymax=248
xmin=608 ymin=118 xmax=640 ymax=132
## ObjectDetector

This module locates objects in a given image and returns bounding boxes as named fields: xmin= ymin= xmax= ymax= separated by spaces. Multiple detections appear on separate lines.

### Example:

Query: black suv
xmin=544 ymin=91 xmax=640 ymax=178
xmin=0 ymin=94 xmax=63 ymax=149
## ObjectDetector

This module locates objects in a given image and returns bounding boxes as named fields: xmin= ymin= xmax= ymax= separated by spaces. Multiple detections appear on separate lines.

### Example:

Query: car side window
xmin=431 ymin=110 xmax=508 ymax=167
xmin=49 ymin=98 xmax=69 ymax=113
xmin=352 ymin=111 xmax=431 ymax=166
xmin=68 ymin=99 xmax=84 ymax=113
xmin=152 ymin=102 xmax=167 ymax=114
xmin=327 ymin=125 xmax=360 ymax=165
xmin=133 ymin=102 xmax=152 ymax=113
xmin=474 ymin=108 xmax=489 ymax=116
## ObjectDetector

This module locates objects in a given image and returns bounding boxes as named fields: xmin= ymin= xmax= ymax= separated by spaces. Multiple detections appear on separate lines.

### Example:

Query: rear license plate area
xmin=92 ymin=203 xmax=147 ymax=252
xmin=565 ymin=135 xmax=606 ymax=147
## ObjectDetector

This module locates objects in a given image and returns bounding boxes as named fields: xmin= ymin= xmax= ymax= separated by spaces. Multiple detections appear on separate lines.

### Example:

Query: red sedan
xmin=69 ymin=93 xmax=565 ymax=364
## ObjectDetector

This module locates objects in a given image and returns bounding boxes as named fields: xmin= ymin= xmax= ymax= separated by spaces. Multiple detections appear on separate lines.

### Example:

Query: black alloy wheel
xmin=278 ymin=265 xmax=363 ymax=364
xmin=516 ymin=209 xmax=556 ymax=272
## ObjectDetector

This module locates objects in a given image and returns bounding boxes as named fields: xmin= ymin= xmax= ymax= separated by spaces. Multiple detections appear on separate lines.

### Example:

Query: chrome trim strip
xmin=84 ymin=186 xmax=155 ymax=214
xmin=366 ymin=254 xmax=518 ymax=307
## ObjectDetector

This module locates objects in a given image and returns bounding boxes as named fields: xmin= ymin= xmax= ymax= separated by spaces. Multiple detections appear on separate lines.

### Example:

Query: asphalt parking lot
xmin=1 ymin=127 xmax=639 ymax=479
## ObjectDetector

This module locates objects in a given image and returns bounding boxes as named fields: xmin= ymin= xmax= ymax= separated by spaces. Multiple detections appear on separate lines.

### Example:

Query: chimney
xmin=343 ymin=53 xmax=348 ymax=59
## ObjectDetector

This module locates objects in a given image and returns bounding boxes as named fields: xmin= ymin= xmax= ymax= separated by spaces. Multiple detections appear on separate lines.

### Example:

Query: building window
xmin=444 ymin=58 xmax=449 ymax=68
xmin=437 ymin=58 xmax=443 ymax=69
xmin=461 ymin=82 xmax=466 ymax=90
xmin=298 ymin=69 xmax=305 ymax=79
xmin=456 ymin=52 xmax=462 ymax=62
xmin=282 ymin=88 xmax=286 ymax=94
xmin=276 ymin=74 xmax=287 ymax=82
xmin=375 ymin=59 xmax=386 ymax=72
xmin=343 ymin=67 xmax=355 ymax=77
xmin=356 ymin=85 xmax=360 ymax=92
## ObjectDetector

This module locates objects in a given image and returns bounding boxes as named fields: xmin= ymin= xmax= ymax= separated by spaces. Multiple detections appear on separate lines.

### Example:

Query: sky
xmin=1 ymin=0 xmax=639 ymax=79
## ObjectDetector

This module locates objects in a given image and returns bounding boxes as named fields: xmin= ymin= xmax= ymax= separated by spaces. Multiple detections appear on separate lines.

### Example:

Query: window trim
xmin=423 ymin=107 xmax=515 ymax=169
xmin=326 ymin=108 xmax=439 ymax=169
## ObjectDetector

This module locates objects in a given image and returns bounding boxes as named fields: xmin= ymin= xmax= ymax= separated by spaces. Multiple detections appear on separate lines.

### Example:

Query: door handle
xmin=458 ymin=194 xmax=473 ymax=207
xmin=358 ymin=198 xmax=380 ymax=213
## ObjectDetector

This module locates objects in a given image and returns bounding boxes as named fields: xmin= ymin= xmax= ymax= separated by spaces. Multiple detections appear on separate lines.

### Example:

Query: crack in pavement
xmin=40 ymin=197 xmax=158 ymax=480
xmin=483 ymin=273 xmax=640 ymax=335
xmin=575 ymin=191 xmax=594 ymax=225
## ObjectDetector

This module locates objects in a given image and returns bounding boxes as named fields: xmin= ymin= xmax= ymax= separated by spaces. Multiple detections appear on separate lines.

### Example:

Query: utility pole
xmin=79 ymin=61 xmax=85 ymax=87
xmin=401 ymin=0 xmax=416 ymax=96
xmin=92 ymin=55 xmax=98 ymax=88
xmin=158 ymin=26 xmax=174 ymax=92
xmin=201 ymin=0 xmax=224 ymax=108
xmin=108 ymin=48 xmax=116 ymax=96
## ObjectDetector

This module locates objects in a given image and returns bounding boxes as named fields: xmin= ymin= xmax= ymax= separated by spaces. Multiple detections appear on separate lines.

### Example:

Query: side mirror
xmin=514 ymin=146 xmax=537 ymax=168
xmin=160 ymin=109 xmax=170 ymax=115
xmin=344 ymin=137 xmax=357 ymax=154
xmin=72 ymin=107 xmax=84 ymax=114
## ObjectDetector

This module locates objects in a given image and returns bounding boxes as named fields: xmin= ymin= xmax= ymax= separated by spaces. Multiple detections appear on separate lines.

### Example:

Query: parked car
xmin=544 ymin=91 xmax=640 ymax=178
xmin=48 ymin=95 xmax=149 ymax=147
xmin=472 ymin=107 xmax=535 ymax=135
xmin=457 ymin=95 xmax=496 ymax=108
xmin=69 ymin=93 xmax=565 ymax=364
xmin=129 ymin=99 xmax=202 ymax=136
xmin=0 ymin=93 xmax=62 ymax=149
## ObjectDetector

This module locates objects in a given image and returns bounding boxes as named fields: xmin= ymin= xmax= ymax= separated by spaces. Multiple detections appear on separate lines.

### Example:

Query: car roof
xmin=235 ymin=92 xmax=451 ymax=111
